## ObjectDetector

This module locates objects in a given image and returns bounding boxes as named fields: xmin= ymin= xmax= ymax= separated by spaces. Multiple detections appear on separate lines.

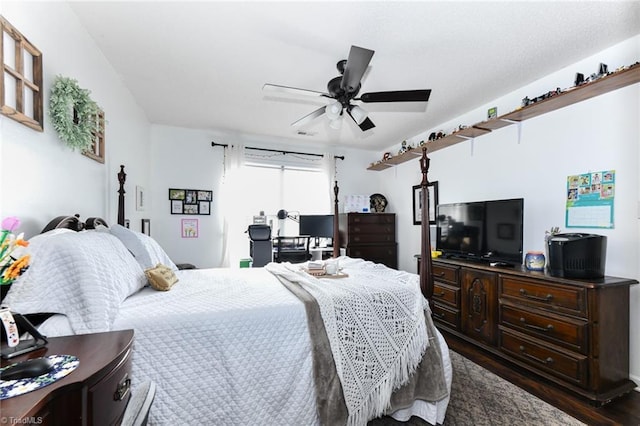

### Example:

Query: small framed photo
xmin=199 ymin=201 xmax=210 ymax=215
xmin=171 ymin=200 xmax=183 ymax=214
xmin=197 ymin=190 xmax=212 ymax=201
xmin=181 ymin=219 xmax=198 ymax=238
xmin=141 ymin=218 xmax=151 ymax=236
xmin=412 ymin=181 xmax=439 ymax=225
xmin=169 ymin=188 xmax=185 ymax=200
xmin=184 ymin=204 xmax=198 ymax=215
xmin=136 ymin=185 xmax=145 ymax=211
xmin=185 ymin=190 xmax=197 ymax=204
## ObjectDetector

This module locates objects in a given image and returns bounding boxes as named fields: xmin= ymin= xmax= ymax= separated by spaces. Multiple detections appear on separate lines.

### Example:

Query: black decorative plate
xmin=370 ymin=193 xmax=387 ymax=212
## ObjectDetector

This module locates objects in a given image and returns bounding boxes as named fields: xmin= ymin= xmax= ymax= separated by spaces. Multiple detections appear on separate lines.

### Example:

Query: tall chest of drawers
xmin=428 ymin=258 xmax=637 ymax=405
xmin=338 ymin=213 xmax=397 ymax=269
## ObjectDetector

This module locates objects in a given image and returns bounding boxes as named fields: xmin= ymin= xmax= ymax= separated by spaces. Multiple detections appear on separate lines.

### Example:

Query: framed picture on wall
xmin=412 ymin=181 xmax=439 ymax=225
xmin=181 ymin=219 xmax=198 ymax=238
xmin=136 ymin=185 xmax=145 ymax=211
xmin=141 ymin=218 xmax=151 ymax=236
xmin=199 ymin=201 xmax=210 ymax=215
xmin=184 ymin=204 xmax=198 ymax=215
xmin=169 ymin=188 xmax=185 ymax=200
xmin=171 ymin=200 xmax=183 ymax=214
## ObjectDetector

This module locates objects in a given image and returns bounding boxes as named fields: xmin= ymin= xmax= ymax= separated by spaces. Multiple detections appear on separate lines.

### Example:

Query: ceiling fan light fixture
xmin=325 ymin=101 xmax=342 ymax=119
xmin=350 ymin=105 xmax=368 ymax=125
xmin=329 ymin=117 xmax=342 ymax=130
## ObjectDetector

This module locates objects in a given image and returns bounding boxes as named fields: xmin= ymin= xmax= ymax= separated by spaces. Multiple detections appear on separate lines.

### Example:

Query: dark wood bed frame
xmin=42 ymin=150 xmax=435 ymax=298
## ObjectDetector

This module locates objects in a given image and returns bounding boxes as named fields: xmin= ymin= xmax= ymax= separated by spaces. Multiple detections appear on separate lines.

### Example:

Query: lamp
xmin=325 ymin=101 xmax=342 ymax=120
xmin=349 ymin=105 xmax=368 ymax=125
xmin=276 ymin=209 xmax=299 ymax=222
xmin=276 ymin=209 xmax=299 ymax=237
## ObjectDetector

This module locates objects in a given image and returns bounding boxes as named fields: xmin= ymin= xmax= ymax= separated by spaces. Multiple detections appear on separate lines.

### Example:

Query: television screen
xmin=299 ymin=215 xmax=334 ymax=238
xmin=436 ymin=202 xmax=485 ymax=257
xmin=436 ymin=198 xmax=523 ymax=264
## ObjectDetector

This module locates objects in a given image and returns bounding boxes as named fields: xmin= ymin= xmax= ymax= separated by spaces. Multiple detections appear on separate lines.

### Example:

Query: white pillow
xmin=109 ymin=224 xmax=153 ymax=268
xmin=3 ymin=231 xmax=146 ymax=334
xmin=109 ymin=224 xmax=177 ymax=271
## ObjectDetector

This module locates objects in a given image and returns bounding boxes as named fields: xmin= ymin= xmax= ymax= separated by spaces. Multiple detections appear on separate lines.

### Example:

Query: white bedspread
xmin=38 ymin=262 xmax=451 ymax=425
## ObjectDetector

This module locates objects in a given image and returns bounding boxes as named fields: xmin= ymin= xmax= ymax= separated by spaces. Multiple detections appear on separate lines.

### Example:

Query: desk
xmin=273 ymin=236 xmax=310 ymax=263
xmin=309 ymin=247 xmax=335 ymax=261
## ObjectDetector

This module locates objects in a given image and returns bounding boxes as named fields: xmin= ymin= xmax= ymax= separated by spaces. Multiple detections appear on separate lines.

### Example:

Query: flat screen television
xmin=299 ymin=215 xmax=334 ymax=238
xmin=436 ymin=198 xmax=524 ymax=264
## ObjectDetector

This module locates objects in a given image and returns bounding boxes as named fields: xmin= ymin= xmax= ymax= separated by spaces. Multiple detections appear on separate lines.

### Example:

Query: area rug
xmin=370 ymin=350 xmax=585 ymax=425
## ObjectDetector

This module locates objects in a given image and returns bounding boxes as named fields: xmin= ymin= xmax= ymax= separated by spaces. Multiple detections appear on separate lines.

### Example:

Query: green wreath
xmin=49 ymin=76 xmax=99 ymax=151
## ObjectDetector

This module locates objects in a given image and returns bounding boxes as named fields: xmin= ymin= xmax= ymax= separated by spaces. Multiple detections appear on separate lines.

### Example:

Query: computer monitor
xmin=299 ymin=215 xmax=334 ymax=241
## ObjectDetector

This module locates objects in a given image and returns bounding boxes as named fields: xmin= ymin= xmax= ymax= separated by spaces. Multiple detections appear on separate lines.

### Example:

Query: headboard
xmin=41 ymin=214 xmax=109 ymax=233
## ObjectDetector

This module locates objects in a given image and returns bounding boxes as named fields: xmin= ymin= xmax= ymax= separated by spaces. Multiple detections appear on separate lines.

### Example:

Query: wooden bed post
xmin=419 ymin=148 xmax=434 ymax=300
xmin=117 ymin=165 xmax=126 ymax=226
xmin=333 ymin=180 xmax=340 ymax=258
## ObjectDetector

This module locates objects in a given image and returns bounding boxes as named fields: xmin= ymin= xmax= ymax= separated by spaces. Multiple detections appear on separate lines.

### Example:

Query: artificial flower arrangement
xmin=0 ymin=217 xmax=30 ymax=286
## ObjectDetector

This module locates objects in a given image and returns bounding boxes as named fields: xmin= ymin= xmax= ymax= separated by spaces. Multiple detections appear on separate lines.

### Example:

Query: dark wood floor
xmin=443 ymin=331 xmax=640 ymax=426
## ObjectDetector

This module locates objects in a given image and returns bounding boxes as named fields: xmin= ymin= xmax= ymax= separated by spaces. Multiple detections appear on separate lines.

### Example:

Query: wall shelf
xmin=367 ymin=64 xmax=640 ymax=171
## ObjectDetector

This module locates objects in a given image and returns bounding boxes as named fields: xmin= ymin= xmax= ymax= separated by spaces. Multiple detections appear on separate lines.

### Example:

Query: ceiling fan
xmin=263 ymin=45 xmax=431 ymax=131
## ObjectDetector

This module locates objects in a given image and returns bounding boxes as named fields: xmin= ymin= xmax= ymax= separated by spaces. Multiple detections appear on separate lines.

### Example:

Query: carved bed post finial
xmin=117 ymin=165 xmax=126 ymax=226
xmin=333 ymin=180 xmax=340 ymax=258
xmin=419 ymin=148 xmax=434 ymax=301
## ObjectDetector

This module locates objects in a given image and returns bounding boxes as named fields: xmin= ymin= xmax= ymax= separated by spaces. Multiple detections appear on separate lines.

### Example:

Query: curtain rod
xmin=211 ymin=142 xmax=344 ymax=160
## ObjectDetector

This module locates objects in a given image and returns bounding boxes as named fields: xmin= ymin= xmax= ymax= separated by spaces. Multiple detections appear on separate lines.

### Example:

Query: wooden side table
xmin=1 ymin=329 xmax=134 ymax=425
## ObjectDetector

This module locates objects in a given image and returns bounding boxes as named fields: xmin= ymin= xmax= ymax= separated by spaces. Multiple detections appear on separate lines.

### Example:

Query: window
xmin=1 ymin=16 xmax=43 ymax=131
xmin=242 ymin=163 xmax=330 ymax=236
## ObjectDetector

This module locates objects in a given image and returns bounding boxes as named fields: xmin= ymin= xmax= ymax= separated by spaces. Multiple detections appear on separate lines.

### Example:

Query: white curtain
xmin=220 ymin=144 xmax=245 ymax=267
xmin=321 ymin=152 xmax=335 ymax=213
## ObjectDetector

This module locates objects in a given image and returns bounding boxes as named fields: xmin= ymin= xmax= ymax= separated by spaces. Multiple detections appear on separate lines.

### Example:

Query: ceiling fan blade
xmin=347 ymin=107 xmax=376 ymax=131
xmin=291 ymin=106 xmax=326 ymax=127
xmin=358 ymin=89 xmax=431 ymax=103
xmin=340 ymin=46 xmax=374 ymax=92
xmin=263 ymin=83 xmax=330 ymax=98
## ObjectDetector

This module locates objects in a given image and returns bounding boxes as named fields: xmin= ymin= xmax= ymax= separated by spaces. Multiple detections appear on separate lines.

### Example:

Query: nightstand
xmin=1 ymin=329 xmax=134 ymax=425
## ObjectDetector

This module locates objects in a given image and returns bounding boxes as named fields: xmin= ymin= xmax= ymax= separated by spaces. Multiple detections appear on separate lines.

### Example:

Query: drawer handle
xmin=519 ymin=289 xmax=553 ymax=302
xmin=433 ymin=291 xmax=446 ymax=298
xmin=433 ymin=272 xmax=446 ymax=278
xmin=519 ymin=317 xmax=554 ymax=332
xmin=519 ymin=345 xmax=554 ymax=365
xmin=114 ymin=375 xmax=131 ymax=401
xmin=432 ymin=311 xmax=445 ymax=319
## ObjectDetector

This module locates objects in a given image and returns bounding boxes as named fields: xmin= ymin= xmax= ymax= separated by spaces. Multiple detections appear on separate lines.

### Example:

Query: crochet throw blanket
xmin=266 ymin=259 xmax=429 ymax=426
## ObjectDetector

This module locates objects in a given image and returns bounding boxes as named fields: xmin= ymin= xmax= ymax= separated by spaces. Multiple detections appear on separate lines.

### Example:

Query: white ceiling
xmin=69 ymin=1 xmax=640 ymax=151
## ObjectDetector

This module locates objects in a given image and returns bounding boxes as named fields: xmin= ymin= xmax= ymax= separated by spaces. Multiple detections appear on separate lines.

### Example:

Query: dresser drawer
xmin=432 ymin=303 xmax=459 ymax=330
xmin=344 ymin=226 xmax=395 ymax=243
xmin=348 ymin=213 xmax=394 ymax=225
xmin=346 ymin=245 xmax=397 ymax=269
xmin=500 ymin=328 xmax=587 ymax=388
xmin=500 ymin=302 xmax=588 ymax=354
xmin=432 ymin=263 xmax=459 ymax=286
xmin=432 ymin=282 xmax=459 ymax=308
xmin=88 ymin=347 xmax=132 ymax=426
xmin=500 ymin=276 xmax=586 ymax=316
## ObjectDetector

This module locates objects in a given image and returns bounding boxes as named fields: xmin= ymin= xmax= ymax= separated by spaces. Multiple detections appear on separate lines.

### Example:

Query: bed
xmin=2 ymin=149 xmax=451 ymax=425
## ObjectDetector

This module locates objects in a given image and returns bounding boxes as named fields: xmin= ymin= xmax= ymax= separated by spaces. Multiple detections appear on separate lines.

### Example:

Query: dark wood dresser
xmin=426 ymin=258 xmax=638 ymax=405
xmin=338 ymin=213 xmax=397 ymax=269
xmin=1 ymin=329 xmax=134 ymax=425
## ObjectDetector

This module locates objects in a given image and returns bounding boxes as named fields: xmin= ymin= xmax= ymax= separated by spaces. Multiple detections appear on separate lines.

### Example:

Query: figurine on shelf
xmin=398 ymin=140 xmax=408 ymax=155
xmin=382 ymin=152 xmax=392 ymax=161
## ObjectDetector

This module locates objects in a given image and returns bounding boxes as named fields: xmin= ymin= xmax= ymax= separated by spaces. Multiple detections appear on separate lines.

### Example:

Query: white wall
xmin=376 ymin=35 xmax=640 ymax=387
xmin=0 ymin=2 xmax=151 ymax=235
xmin=150 ymin=125 xmax=381 ymax=268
